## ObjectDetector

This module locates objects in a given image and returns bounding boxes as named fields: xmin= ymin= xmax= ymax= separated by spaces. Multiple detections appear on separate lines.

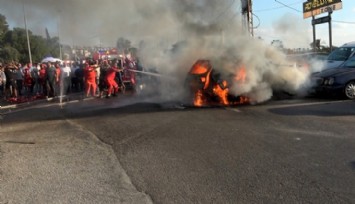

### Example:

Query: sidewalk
xmin=0 ymin=93 xmax=88 ymax=113
xmin=0 ymin=110 xmax=152 ymax=204
xmin=0 ymin=93 xmax=153 ymax=204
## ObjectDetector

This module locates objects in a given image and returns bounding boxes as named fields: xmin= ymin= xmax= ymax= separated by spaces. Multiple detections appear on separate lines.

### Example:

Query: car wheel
xmin=344 ymin=81 xmax=355 ymax=99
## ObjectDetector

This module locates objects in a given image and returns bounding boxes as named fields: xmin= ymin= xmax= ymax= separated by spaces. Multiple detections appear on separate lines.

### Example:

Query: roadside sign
xmin=312 ymin=16 xmax=331 ymax=25
xmin=303 ymin=0 xmax=342 ymax=19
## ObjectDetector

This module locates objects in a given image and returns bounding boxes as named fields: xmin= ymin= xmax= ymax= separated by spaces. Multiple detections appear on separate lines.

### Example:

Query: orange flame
xmin=194 ymin=90 xmax=204 ymax=107
xmin=189 ymin=61 xmax=251 ymax=107
xmin=235 ymin=65 xmax=246 ymax=83
xmin=213 ymin=81 xmax=229 ymax=105
xmin=239 ymin=96 xmax=250 ymax=104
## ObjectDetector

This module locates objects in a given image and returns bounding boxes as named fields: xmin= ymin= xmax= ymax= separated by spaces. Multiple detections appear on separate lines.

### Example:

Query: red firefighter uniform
xmin=84 ymin=63 xmax=97 ymax=97
xmin=105 ymin=65 xmax=121 ymax=96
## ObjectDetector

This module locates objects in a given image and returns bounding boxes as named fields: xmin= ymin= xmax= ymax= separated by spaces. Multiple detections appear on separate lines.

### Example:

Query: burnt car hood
xmin=312 ymin=67 xmax=355 ymax=78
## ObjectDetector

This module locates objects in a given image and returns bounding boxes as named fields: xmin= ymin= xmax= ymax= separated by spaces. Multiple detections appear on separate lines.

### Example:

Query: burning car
xmin=185 ymin=59 xmax=249 ymax=107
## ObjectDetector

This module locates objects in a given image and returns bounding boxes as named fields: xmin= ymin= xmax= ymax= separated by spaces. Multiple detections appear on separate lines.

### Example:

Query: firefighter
xmin=84 ymin=60 xmax=97 ymax=97
xmin=105 ymin=59 xmax=121 ymax=98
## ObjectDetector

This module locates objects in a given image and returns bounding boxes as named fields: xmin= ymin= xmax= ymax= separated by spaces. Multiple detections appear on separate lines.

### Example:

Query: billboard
xmin=303 ymin=0 xmax=342 ymax=19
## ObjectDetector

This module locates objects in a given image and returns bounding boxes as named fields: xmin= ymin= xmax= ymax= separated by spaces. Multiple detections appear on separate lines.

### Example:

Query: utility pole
xmin=328 ymin=7 xmax=333 ymax=52
xmin=57 ymin=17 xmax=62 ymax=60
xmin=312 ymin=15 xmax=316 ymax=51
xmin=241 ymin=0 xmax=253 ymax=37
xmin=57 ymin=9 xmax=63 ymax=60
xmin=22 ymin=0 xmax=32 ymax=64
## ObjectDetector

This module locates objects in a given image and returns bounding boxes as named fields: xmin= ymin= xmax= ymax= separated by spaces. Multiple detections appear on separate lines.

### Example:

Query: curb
xmin=0 ymin=94 xmax=89 ymax=112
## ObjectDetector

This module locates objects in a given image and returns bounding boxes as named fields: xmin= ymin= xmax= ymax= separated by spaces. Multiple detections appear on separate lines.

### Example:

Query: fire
xmin=235 ymin=65 xmax=246 ymax=83
xmin=239 ymin=96 xmax=250 ymax=104
xmin=213 ymin=80 xmax=229 ymax=105
xmin=190 ymin=64 xmax=210 ymax=75
xmin=194 ymin=90 xmax=204 ymax=107
xmin=187 ymin=60 xmax=251 ymax=107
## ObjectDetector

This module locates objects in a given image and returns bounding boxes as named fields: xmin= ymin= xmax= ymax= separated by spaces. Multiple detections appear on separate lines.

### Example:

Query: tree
xmin=0 ymin=13 xmax=9 ymax=41
xmin=116 ymin=37 xmax=131 ymax=54
xmin=45 ymin=36 xmax=60 ymax=59
xmin=30 ymin=35 xmax=52 ymax=62
xmin=2 ymin=27 xmax=61 ymax=63
xmin=2 ymin=28 xmax=30 ymax=62
xmin=0 ymin=45 xmax=20 ymax=63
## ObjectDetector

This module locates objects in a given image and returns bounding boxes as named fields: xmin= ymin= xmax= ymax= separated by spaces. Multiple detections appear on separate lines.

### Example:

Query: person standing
xmin=55 ymin=63 xmax=61 ymax=96
xmin=16 ymin=63 xmax=24 ymax=97
xmin=46 ymin=62 xmax=57 ymax=97
xmin=23 ymin=63 xmax=33 ymax=96
xmin=30 ymin=63 xmax=40 ymax=95
xmin=61 ymin=62 xmax=71 ymax=95
xmin=84 ymin=61 xmax=97 ymax=97
xmin=4 ymin=62 xmax=18 ymax=100
xmin=99 ymin=60 xmax=110 ymax=98
xmin=75 ymin=62 xmax=85 ymax=92
xmin=95 ymin=60 xmax=101 ymax=95
xmin=0 ymin=64 xmax=6 ymax=99
xmin=70 ymin=62 xmax=79 ymax=92
xmin=38 ymin=63 xmax=47 ymax=96
xmin=105 ymin=59 xmax=122 ymax=98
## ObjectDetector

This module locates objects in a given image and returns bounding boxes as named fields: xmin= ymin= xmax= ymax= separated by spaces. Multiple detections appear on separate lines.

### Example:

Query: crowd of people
xmin=0 ymin=58 xmax=136 ymax=104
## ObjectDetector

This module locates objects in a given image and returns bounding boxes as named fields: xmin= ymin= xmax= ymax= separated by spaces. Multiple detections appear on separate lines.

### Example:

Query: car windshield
xmin=327 ymin=47 xmax=355 ymax=61
xmin=343 ymin=57 xmax=355 ymax=68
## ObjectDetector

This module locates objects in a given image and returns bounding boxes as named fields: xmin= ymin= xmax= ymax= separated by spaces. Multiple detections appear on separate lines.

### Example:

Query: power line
xmin=254 ymin=0 xmax=303 ymax=12
xmin=333 ymin=20 xmax=355 ymax=24
xmin=274 ymin=0 xmax=301 ymax=13
xmin=254 ymin=5 xmax=285 ymax=12
xmin=213 ymin=0 xmax=236 ymax=22
xmin=252 ymin=13 xmax=260 ymax=29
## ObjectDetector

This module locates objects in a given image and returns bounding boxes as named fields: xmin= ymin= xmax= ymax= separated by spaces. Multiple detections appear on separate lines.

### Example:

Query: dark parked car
xmin=310 ymin=55 xmax=355 ymax=99
xmin=324 ymin=41 xmax=355 ymax=69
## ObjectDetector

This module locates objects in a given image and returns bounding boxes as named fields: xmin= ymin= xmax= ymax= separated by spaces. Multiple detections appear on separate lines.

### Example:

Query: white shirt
xmin=61 ymin=66 xmax=71 ymax=78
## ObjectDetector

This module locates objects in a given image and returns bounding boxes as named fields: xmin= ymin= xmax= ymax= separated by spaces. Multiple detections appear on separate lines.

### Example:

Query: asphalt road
xmin=0 ymin=96 xmax=354 ymax=203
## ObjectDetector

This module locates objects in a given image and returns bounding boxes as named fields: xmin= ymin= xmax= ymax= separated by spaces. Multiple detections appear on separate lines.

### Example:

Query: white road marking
xmin=225 ymin=107 xmax=241 ymax=112
xmin=266 ymin=99 xmax=349 ymax=108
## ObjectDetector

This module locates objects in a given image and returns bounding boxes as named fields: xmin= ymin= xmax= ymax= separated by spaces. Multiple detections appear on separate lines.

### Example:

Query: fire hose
xmin=125 ymin=69 xmax=174 ymax=79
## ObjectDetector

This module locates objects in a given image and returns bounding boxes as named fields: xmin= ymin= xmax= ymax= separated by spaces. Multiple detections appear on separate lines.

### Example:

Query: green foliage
xmin=3 ymin=28 xmax=30 ymax=62
xmin=0 ymin=46 xmax=20 ymax=63
xmin=0 ymin=13 xmax=9 ymax=39
xmin=0 ymin=20 xmax=61 ymax=63
xmin=30 ymin=35 xmax=52 ymax=62
xmin=0 ymin=12 xmax=64 ymax=63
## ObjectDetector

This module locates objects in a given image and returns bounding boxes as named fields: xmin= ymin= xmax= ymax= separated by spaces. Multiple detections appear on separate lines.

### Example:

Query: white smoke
xmin=272 ymin=13 xmax=310 ymax=49
xmin=0 ymin=0 xmax=312 ymax=103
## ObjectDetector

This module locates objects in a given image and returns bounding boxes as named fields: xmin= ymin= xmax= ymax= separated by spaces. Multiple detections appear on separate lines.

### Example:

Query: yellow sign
xmin=303 ymin=1 xmax=342 ymax=18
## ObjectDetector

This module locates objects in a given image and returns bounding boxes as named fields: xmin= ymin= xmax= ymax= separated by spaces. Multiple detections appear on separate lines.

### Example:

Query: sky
xmin=0 ymin=0 xmax=353 ymax=48
xmin=253 ymin=0 xmax=355 ymax=47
